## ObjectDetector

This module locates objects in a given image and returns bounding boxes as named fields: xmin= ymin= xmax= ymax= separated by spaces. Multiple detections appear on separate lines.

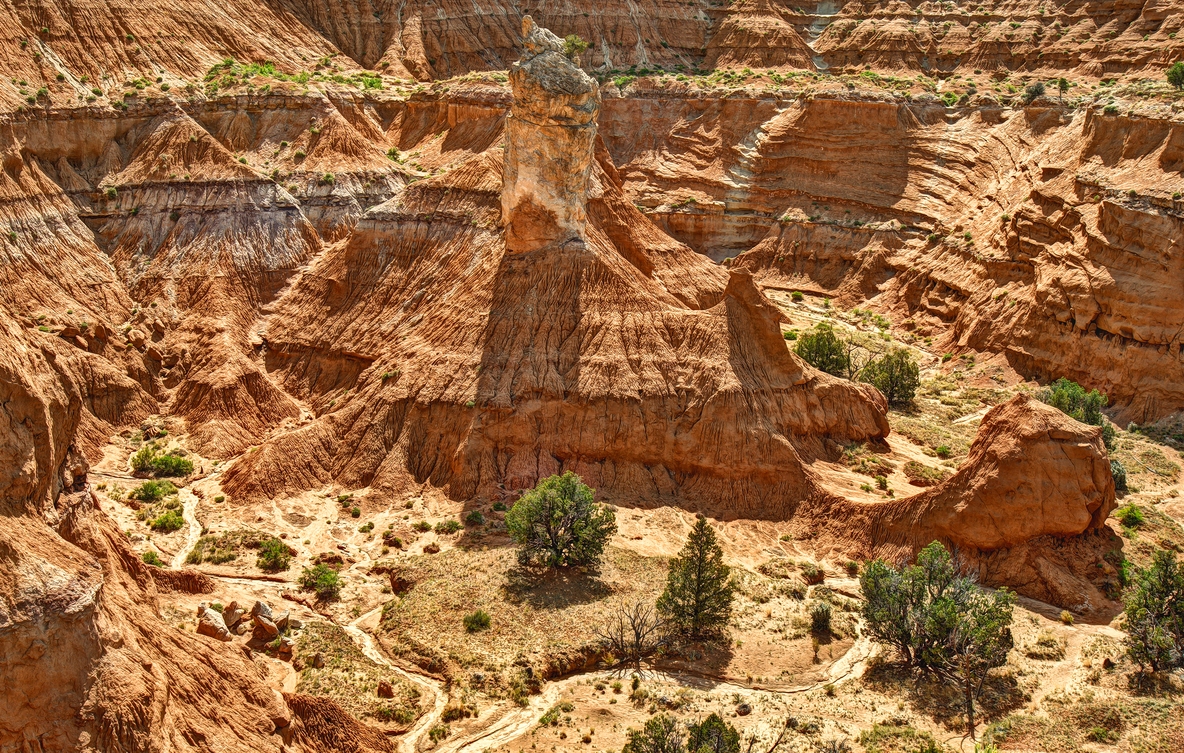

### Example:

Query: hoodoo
xmin=503 ymin=16 xmax=601 ymax=253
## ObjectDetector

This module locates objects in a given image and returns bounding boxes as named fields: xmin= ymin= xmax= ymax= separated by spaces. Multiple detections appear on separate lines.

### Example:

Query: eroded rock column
xmin=502 ymin=16 xmax=601 ymax=253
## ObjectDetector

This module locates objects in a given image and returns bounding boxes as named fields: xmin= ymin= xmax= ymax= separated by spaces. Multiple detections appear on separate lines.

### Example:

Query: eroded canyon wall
xmin=603 ymin=92 xmax=1184 ymax=423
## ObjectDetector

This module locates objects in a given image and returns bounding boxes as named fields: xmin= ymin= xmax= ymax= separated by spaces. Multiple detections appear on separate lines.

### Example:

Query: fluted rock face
xmin=502 ymin=17 xmax=601 ymax=253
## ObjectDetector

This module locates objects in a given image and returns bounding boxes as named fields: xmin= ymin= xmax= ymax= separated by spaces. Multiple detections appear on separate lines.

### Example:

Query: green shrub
xmin=801 ymin=562 xmax=824 ymax=584
xmin=150 ymin=509 xmax=185 ymax=532
xmin=213 ymin=494 xmax=225 ymax=503
xmin=299 ymin=563 xmax=341 ymax=599
xmin=1116 ymin=502 xmax=1143 ymax=527
xmin=1023 ymin=81 xmax=1045 ymax=103
xmin=1124 ymin=549 xmax=1184 ymax=671
xmin=358 ymin=521 xmax=374 ymax=533
xmin=623 ymin=714 xmax=684 ymax=753
xmin=435 ymin=519 xmax=462 ymax=535
xmin=1111 ymin=459 xmax=1128 ymax=492
xmin=350 ymin=506 xmax=361 ymax=518
xmin=492 ymin=501 xmax=507 ymax=512
xmin=935 ymin=444 xmax=952 ymax=458
xmin=562 ymin=34 xmax=589 ymax=60
xmin=809 ymin=600 xmax=833 ymax=633
xmin=1167 ymin=61 xmax=1184 ymax=90
xmin=464 ymin=510 xmax=485 ymax=526
xmin=131 ymin=444 xmax=193 ymax=477
xmin=506 ymin=472 xmax=616 ymax=568
xmin=861 ymin=348 xmax=920 ymax=407
xmin=790 ymin=291 xmax=805 ymax=302
xmin=463 ymin=609 xmax=491 ymax=632
xmin=141 ymin=550 xmax=165 ymax=567
xmin=130 ymin=479 xmax=177 ymax=502
xmin=1039 ymin=377 xmax=1106 ymax=425
xmin=150 ymin=452 xmax=194 ymax=477
xmin=256 ymin=537 xmax=291 ymax=571
xmin=412 ymin=521 xmax=432 ymax=532
xmin=130 ymin=444 xmax=156 ymax=474
xmin=686 ymin=714 xmax=740 ymax=753
xmin=794 ymin=323 xmax=850 ymax=377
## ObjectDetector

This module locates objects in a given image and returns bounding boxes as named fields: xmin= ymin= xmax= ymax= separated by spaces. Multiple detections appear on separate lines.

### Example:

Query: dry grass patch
xmin=859 ymin=723 xmax=947 ymax=753
xmin=1114 ymin=502 xmax=1184 ymax=571
xmin=376 ymin=545 xmax=667 ymax=683
xmin=293 ymin=622 xmax=423 ymax=730
xmin=993 ymin=693 xmax=1183 ymax=752
xmin=903 ymin=460 xmax=949 ymax=487
xmin=184 ymin=528 xmax=272 ymax=565
xmin=891 ymin=411 xmax=976 ymax=460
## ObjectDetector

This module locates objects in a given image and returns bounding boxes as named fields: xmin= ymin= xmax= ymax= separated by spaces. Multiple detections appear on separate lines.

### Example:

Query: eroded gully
xmin=198 ymin=569 xmax=873 ymax=753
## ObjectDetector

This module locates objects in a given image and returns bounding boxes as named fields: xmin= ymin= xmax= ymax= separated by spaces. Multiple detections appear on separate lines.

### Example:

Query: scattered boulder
xmin=736 ymin=702 xmax=752 ymax=716
xmin=127 ymin=328 xmax=146 ymax=347
xmin=268 ymin=690 xmax=291 ymax=730
xmin=311 ymin=652 xmax=325 ymax=669
xmin=222 ymin=600 xmax=245 ymax=630
xmin=377 ymin=680 xmax=394 ymax=698
xmin=251 ymin=600 xmax=279 ymax=639
xmin=196 ymin=605 xmax=232 ymax=642
xmin=274 ymin=610 xmax=290 ymax=632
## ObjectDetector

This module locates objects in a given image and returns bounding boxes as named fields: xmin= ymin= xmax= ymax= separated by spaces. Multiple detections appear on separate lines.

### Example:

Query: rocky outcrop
xmin=799 ymin=394 xmax=1119 ymax=612
xmin=285 ymin=693 xmax=394 ymax=753
xmin=878 ymin=394 xmax=1116 ymax=550
xmin=0 ymin=303 xmax=295 ymax=751
xmin=2 ymin=0 xmax=1178 ymax=110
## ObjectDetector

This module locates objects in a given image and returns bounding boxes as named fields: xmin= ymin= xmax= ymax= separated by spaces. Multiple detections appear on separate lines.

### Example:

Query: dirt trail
xmin=345 ymin=607 xmax=447 ymax=753
xmin=171 ymin=487 xmax=202 ymax=569
xmin=429 ymin=637 xmax=877 ymax=753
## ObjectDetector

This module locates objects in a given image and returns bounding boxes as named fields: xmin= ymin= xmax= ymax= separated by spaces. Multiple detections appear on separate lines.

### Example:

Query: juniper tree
xmin=794 ymin=323 xmax=851 ymax=377
xmin=657 ymin=516 xmax=735 ymax=638
xmin=861 ymin=541 xmax=1015 ymax=740
xmin=505 ymin=471 xmax=616 ymax=568
xmin=1124 ymin=549 xmax=1184 ymax=671
xmin=860 ymin=348 xmax=921 ymax=407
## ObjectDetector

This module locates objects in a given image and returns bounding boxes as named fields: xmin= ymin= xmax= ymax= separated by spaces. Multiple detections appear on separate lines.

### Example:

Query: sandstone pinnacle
xmin=502 ymin=16 xmax=601 ymax=253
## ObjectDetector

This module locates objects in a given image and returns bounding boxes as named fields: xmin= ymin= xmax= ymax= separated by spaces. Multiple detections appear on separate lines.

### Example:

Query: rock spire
xmin=502 ymin=16 xmax=601 ymax=253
